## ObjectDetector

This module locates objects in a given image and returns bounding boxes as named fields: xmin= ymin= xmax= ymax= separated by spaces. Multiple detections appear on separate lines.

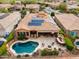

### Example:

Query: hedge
xmin=41 ymin=49 xmax=59 ymax=56
xmin=0 ymin=43 xmax=7 ymax=55
xmin=64 ymin=37 xmax=74 ymax=51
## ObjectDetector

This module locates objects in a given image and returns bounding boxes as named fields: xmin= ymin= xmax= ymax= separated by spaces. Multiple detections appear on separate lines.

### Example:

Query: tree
xmin=64 ymin=37 xmax=74 ymax=51
xmin=20 ymin=7 xmax=27 ymax=18
xmin=51 ymin=12 xmax=55 ymax=16
xmin=0 ymin=8 xmax=9 ymax=13
xmin=70 ymin=8 xmax=79 ymax=15
xmin=57 ymin=3 xmax=67 ymax=12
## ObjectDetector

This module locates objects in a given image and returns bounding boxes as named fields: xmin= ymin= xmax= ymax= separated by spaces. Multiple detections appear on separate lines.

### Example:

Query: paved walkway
xmin=0 ymin=56 xmax=79 ymax=59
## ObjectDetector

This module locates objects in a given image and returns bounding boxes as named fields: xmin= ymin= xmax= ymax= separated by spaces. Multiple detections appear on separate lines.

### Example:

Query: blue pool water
xmin=76 ymin=41 xmax=79 ymax=45
xmin=12 ymin=41 xmax=39 ymax=54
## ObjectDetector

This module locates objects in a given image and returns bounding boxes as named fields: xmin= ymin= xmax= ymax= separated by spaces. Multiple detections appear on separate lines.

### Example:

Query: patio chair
xmin=24 ymin=54 xmax=29 ymax=57
xmin=48 ymin=45 xmax=51 ymax=48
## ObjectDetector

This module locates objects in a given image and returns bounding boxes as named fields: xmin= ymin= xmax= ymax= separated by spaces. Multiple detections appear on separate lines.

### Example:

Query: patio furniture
xmin=48 ymin=45 xmax=51 ymax=48
xmin=58 ymin=48 xmax=62 ymax=51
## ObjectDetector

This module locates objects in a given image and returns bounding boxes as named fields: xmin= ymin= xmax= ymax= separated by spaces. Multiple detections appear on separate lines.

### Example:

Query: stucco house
xmin=15 ymin=12 xmax=59 ymax=39
xmin=0 ymin=12 xmax=21 ymax=37
xmin=55 ymin=13 xmax=79 ymax=37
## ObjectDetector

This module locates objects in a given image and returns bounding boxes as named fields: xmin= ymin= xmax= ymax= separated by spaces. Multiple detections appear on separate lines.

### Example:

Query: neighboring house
xmin=12 ymin=4 xmax=24 ymax=11
xmin=0 ymin=12 xmax=21 ymax=37
xmin=11 ymin=1 xmax=24 ymax=11
xmin=26 ymin=4 xmax=40 ymax=13
xmin=44 ymin=0 xmax=64 ymax=2
xmin=55 ymin=13 xmax=79 ymax=37
xmin=15 ymin=12 xmax=59 ymax=38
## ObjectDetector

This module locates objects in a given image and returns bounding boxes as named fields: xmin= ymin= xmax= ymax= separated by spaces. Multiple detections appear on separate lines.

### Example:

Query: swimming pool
xmin=76 ymin=41 xmax=79 ymax=45
xmin=74 ymin=40 xmax=79 ymax=49
xmin=10 ymin=41 xmax=39 ymax=56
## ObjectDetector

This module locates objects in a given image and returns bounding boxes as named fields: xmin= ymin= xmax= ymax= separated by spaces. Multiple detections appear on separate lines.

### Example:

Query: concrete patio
xmin=28 ymin=36 xmax=66 ymax=50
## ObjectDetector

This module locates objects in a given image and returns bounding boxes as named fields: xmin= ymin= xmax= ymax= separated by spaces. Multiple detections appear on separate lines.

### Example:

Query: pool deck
xmin=7 ymin=36 xmax=72 ymax=57
xmin=28 ymin=36 xmax=66 ymax=50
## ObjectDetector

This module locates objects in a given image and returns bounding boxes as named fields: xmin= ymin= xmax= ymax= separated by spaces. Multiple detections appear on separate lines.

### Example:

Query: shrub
xmin=18 ymin=33 xmax=25 ymax=40
xmin=0 ymin=43 xmax=7 ymax=56
xmin=18 ymin=35 xmax=25 ymax=40
xmin=0 ymin=8 xmax=9 ymax=13
xmin=59 ymin=29 xmax=64 ymax=35
xmin=17 ymin=55 xmax=21 ymax=58
xmin=52 ymin=48 xmax=59 ymax=56
xmin=20 ymin=8 xmax=27 ymax=18
xmin=64 ymin=37 xmax=74 ymax=51
xmin=51 ymin=12 xmax=55 ymax=16
xmin=69 ymin=8 xmax=79 ymax=15
xmin=41 ymin=49 xmax=48 ymax=56
xmin=57 ymin=2 xmax=67 ymax=12
xmin=41 ymin=48 xmax=59 ymax=56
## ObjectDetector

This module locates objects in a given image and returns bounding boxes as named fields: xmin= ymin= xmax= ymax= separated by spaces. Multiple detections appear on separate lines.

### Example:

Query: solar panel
xmin=31 ymin=20 xmax=44 ymax=23
xmin=28 ymin=22 xmax=41 ymax=26
xmin=28 ymin=17 xmax=44 ymax=26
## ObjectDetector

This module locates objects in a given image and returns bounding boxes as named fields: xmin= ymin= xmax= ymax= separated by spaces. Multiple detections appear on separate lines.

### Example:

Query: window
xmin=70 ymin=31 xmax=77 ymax=37
xmin=26 ymin=32 xmax=29 ymax=36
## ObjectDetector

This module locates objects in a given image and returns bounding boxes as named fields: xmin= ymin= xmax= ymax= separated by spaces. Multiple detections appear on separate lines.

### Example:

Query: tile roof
xmin=16 ymin=12 xmax=59 ymax=32
xmin=0 ymin=12 xmax=21 ymax=29
xmin=55 ymin=13 xmax=79 ymax=31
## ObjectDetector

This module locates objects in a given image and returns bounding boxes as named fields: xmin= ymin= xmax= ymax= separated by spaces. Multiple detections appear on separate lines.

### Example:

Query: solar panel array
xmin=28 ymin=18 xmax=44 ymax=26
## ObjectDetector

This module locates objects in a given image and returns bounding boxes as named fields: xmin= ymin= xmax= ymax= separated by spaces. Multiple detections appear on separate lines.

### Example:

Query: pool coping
xmin=74 ymin=39 xmax=79 ymax=49
xmin=10 ymin=40 xmax=40 ymax=56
